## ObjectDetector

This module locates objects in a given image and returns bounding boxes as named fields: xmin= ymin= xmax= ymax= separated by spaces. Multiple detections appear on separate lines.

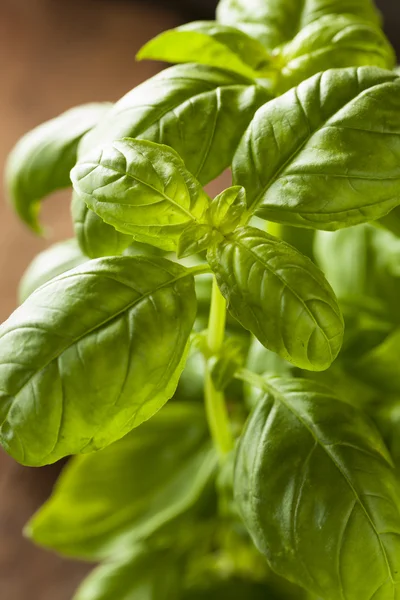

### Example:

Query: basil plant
xmin=3 ymin=0 xmax=400 ymax=598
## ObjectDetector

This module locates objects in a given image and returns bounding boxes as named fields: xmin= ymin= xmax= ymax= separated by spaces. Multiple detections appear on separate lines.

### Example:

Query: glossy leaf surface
xmin=208 ymin=186 xmax=247 ymax=235
xmin=18 ymin=239 xmax=87 ymax=303
xmin=216 ymin=0 xmax=380 ymax=48
xmin=72 ymin=139 xmax=210 ymax=251
xmin=277 ymin=15 xmax=395 ymax=92
xmin=5 ymin=103 xmax=111 ymax=232
xmin=235 ymin=376 xmax=400 ymax=600
xmin=79 ymin=64 xmax=271 ymax=185
xmin=27 ymin=403 xmax=216 ymax=559
xmin=234 ymin=67 xmax=400 ymax=230
xmin=137 ymin=21 xmax=272 ymax=79
xmin=207 ymin=227 xmax=343 ymax=371
xmin=71 ymin=193 xmax=132 ymax=258
xmin=0 ymin=256 xmax=196 ymax=465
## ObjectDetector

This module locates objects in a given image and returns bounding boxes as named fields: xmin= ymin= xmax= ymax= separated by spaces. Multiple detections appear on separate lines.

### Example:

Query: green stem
xmin=266 ymin=221 xmax=283 ymax=238
xmin=204 ymin=278 xmax=234 ymax=460
xmin=235 ymin=368 xmax=269 ymax=392
xmin=188 ymin=264 xmax=212 ymax=277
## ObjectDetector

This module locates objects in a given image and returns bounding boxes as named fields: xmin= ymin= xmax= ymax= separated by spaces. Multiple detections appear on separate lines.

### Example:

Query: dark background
xmin=0 ymin=1 xmax=398 ymax=599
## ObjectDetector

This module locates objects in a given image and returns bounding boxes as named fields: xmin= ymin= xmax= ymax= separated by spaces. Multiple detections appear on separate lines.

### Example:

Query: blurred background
xmin=0 ymin=1 xmax=398 ymax=598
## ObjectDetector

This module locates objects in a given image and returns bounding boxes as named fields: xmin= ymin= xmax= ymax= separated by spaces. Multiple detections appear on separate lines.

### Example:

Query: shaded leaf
xmin=27 ymin=403 xmax=216 ymax=559
xmin=277 ymin=15 xmax=395 ymax=92
xmin=74 ymin=546 xmax=181 ymax=600
xmin=216 ymin=0 xmax=380 ymax=48
xmin=18 ymin=239 xmax=87 ymax=303
xmin=235 ymin=375 xmax=400 ymax=600
xmin=5 ymin=103 xmax=111 ymax=232
xmin=71 ymin=192 xmax=132 ymax=259
xmin=79 ymin=64 xmax=271 ymax=186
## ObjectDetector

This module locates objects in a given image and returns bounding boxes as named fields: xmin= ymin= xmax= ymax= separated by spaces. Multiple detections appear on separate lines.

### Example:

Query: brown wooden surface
xmin=0 ymin=2 xmax=180 ymax=599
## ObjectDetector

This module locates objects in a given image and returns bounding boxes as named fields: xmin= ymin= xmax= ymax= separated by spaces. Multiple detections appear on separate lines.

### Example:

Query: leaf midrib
xmin=264 ymin=379 xmax=396 ymax=587
xmin=79 ymin=160 xmax=196 ymax=221
xmin=0 ymin=261 xmax=192 ymax=429
xmin=247 ymin=76 xmax=398 ymax=213
xmin=226 ymin=231 xmax=339 ymax=360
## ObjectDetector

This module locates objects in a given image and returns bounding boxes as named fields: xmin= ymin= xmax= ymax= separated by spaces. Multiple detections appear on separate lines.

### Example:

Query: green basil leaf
xmin=0 ymin=256 xmax=196 ymax=466
xmin=245 ymin=337 xmax=294 ymax=408
xmin=234 ymin=67 xmax=400 ymax=229
xmin=209 ymin=336 xmax=247 ymax=391
xmin=208 ymin=186 xmax=247 ymax=235
xmin=217 ymin=0 xmax=380 ymax=48
xmin=207 ymin=227 xmax=343 ymax=371
xmin=137 ymin=21 xmax=272 ymax=80
xmin=27 ymin=403 xmax=216 ymax=559
xmin=315 ymin=225 xmax=400 ymax=326
xmin=177 ymin=223 xmax=217 ymax=259
xmin=374 ymin=402 xmax=400 ymax=469
xmin=74 ymin=546 xmax=181 ymax=600
xmin=353 ymin=329 xmax=400 ymax=394
xmin=5 ymin=103 xmax=111 ymax=232
xmin=277 ymin=15 xmax=395 ymax=92
xmin=183 ymin=579 xmax=279 ymax=599
xmin=71 ymin=193 xmax=132 ymax=258
xmin=18 ymin=239 xmax=87 ymax=303
xmin=314 ymin=226 xmax=370 ymax=299
xmin=175 ymin=348 xmax=206 ymax=403
xmin=79 ymin=64 xmax=271 ymax=186
xmin=379 ymin=206 xmax=400 ymax=237
xmin=235 ymin=375 xmax=400 ymax=600
xmin=72 ymin=139 xmax=211 ymax=252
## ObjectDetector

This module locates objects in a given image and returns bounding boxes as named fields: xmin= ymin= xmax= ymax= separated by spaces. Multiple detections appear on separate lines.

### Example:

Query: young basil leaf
xmin=235 ymin=376 xmax=400 ymax=600
xmin=27 ymin=403 xmax=217 ymax=559
xmin=216 ymin=0 xmax=380 ymax=49
xmin=234 ymin=67 xmax=400 ymax=229
xmin=0 ymin=256 xmax=196 ymax=466
xmin=208 ymin=186 xmax=247 ymax=235
xmin=71 ymin=193 xmax=133 ymax=258
xmin=72 ymin=139 xmax=211 ymax=252
xmin=74 ymin=545 xmax=182 ymax=600
xmin=207 ymin=227 xmax=344 ymax=371
xmin=5 ymin=103 xmax=111 ymax=233
xmin=177 ymin=223 xmax=217 ymax=260
xmin=18 ymin=239 xmax=87 ymax=303
xmin=79 ymin=64 xmax=271 ymax=186
xmin=137 ymin=21 xmax=273 ymax=80
xmin=277 ymin=15 xmax=395 ymax=92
